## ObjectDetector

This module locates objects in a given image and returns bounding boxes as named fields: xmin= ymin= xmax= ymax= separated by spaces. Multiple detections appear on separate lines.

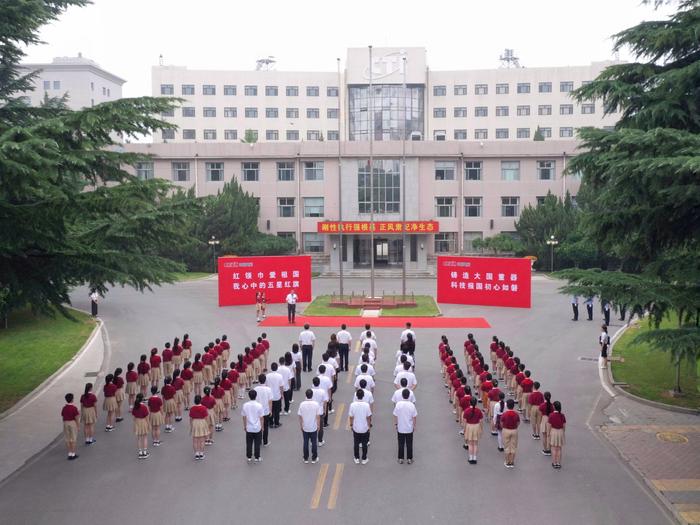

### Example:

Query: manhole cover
xmin=656 ymin=432 xmax=688 ymax=444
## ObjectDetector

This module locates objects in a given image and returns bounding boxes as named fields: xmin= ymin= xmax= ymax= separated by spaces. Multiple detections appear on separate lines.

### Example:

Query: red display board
xmin=317 ymin=220 xmax=439 ymax=234
xmin=437 ymin=256 xmax=531 ymax=308
xmin=218 ymin=256 xmax=312 ymax=306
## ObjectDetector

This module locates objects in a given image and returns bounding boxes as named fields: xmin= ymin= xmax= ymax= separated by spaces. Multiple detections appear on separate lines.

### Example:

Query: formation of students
xmin=439 ymin=333 xmax=566 ymax=469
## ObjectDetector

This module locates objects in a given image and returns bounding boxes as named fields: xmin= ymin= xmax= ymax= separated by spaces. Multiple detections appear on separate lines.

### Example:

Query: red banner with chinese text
xmin=316 ymin=221 xmax=439 ymax=234
xmin=218 ymin=256 xmax=312 ymax=306
xmin=436 ymin=256 xmax=531 ymax=308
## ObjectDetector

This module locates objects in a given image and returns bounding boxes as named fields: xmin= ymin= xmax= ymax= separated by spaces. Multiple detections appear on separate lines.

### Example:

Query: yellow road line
xmin=346 ymin=417 xmax=351 ymax=431
xmin=652 ymin=479 xmax=700 ymax=492
xmin=333 ymin=403 xmax=346 ymax=430
xmin=354 ymin=340 xmax=361 ymax=353
xmin=327 ymin=463 xmax=344 ymax=510
xmin=346 ymin=365 xmax=355 ymax=383
xmin=310 ymin=463 xmax=329 ymax=509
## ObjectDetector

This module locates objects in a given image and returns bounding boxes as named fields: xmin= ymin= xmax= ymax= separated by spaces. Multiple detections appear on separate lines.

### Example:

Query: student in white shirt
xmin=318 ymin=354 xmax=336 ymax=382
xmin=492 ymin=392 xmax=506 ymax=452
xmin=241 ymin=390 xmax=265 ymax=462
xmin=400 ymin=322 xmax=416 ymax=344
xmin=359 ymin=345 xmax=375 ymax=365
xmin=363 ymin=337 xmax=378 ymax=357
xmin=391 ymin=383 xmax=416 ymax=404
xmin=394 ymin=362 xmax=418 ymax=390
xmin=348 ymin=389 xmax=372 ymax=464
xmin=316 ymin=368 xmax=333 ymax=427
xmin=299 ymin=324 xmax=316 ymax=372
xmin=359 ymin=324 xmax=376 ymax=343
xmin=336 ymin=324 xmax=353 ymax=372
xmin=298 ymin=389 xmax=323 ymax=463
xmin=291 ymin=344 xmax=302 ymax=391
xmin=253 ymin=374 xmax=273 ymax=446
xmin=355 ymin=355 xmax=376 ymax=376
xmin=353 ymin=378 xmax=374 ymax=411
xmin=265 ymin=363 xmax=285 ymax=428
xmin=354 ymin=364 xmax=376 ymax=392
xmin=311 ymin=377 xmax=329 ymax=445
xmin=286 ymin=289 xmax=298 ymax=324
xmin=278 ymin=356 xmax=293 ymax=415
xmin=393 ymin=389 xmax=418 ymax=464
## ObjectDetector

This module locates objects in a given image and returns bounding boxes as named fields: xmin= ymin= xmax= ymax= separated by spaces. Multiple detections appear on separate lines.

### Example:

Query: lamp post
xmin=546 ymin=234 xmax=558 ymax=272
xmin=208 ymin=235 xmax=220 ymax=273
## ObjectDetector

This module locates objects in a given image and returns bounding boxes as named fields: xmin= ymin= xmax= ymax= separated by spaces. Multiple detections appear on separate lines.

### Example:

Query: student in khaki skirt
xmin=161 ymin=377 xmax=177 ymax=433
xmin=500 ymin=398 xmax=520 ymax=468
xmin=132 ymin=394 xmax=150 ymax=459
xmin=539 ymin=392 xmax=554 ymax=456
xmin=181 ymin=361 xmax=194 ymax=408
xmin=201 ymin=386 xmax=216 ymax=446
xmin=113 ymin=367 xmax=125 ymax=423
xmin=463 ymin=397 xmax=483 ymax=464
xmin=191 ymin=354 xmax=204 ymax=397
xmin=102 ymin=374 xmax=118 ymax=432
xmin=172 ymin=337 xmax=183 ymax=371
xmin=171 ymin=369 xmax=185 ymax=422
xmin=162 ymin=342 xmax=174 ymax=380
xmin=528 ymin=382 xmax=544 ymax=440
xmin=80 ymin=383 xmax=98 ymax=445
xmin=149 ymin=348 xmax=162 ymax=389
xmin=202 ymin=347 xmax=215 ymax=386
xmin=148 ymin=386 xmax=164 ymax=447
xmin=212 ymin=377 xmax=225 ymax=432
xmin=220 ymin=335 xmax=231 ymax=365
xmin=136 ymin=354 xmax=151 ymax=396
xmin=548 ymin=401 xmax=566 ymax=469
xmin=189 ymin=395 xmax=209 ymax=460
xmin=221 ymin=370 xmax=233 ymax=422
xmin=125 ymin=362 xmax=138 ymax=408
xmin=227 ymin=364 xmax=241 ymax=408
xmin=61 ymin=393 xmax=80 ymax=460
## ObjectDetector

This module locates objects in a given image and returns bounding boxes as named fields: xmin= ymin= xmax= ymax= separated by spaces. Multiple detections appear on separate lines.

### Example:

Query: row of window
xmin=160 ymin=84 xmax=339 ymax=97
xmin=433 ymin=81 xmax=587 ymax=96
xmin=436 ymin=127 xmax=577 ymax=140
xmin=42 ymin=80 xmax=61 ymax=90
xmin=437 ymin=196 xmax=521 ymax=217
xmin=435 ymin=160 xmax=555 ymax=181
xmin=162 ymin=107 xmax=340 ymax=119
xmin=433 ymin=103 xmax=596 ymax=118
xmin=161 ymin=129 xmax=339 ymax=141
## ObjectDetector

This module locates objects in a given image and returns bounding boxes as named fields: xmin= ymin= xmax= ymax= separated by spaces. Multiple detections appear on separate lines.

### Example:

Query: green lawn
xmin=612 ymin=316 xmax=699 ymax=409
xmin=0 ymin=308 xmax=96 ymax=413
xmin=171 ymin=272 xmax=213 ymax=282
xmin=302 ymin=295 xmax=440 ymax=317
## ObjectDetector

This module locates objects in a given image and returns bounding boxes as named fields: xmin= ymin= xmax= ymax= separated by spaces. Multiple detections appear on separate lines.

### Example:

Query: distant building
xmin=18 ymin=54 xmax=125 ymax=109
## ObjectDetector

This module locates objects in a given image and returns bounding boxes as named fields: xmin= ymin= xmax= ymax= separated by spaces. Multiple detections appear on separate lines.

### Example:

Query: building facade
xmin=18 ymin=54 xmax=125 ymax=110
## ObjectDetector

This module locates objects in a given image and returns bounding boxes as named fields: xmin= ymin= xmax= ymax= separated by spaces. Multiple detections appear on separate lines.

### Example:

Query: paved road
xmin=0 ymin=277 xmax=674 ymax=524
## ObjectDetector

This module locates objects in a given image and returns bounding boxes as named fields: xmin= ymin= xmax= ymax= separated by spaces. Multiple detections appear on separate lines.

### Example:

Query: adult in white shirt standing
xmin=265 ymin=363 xmax=285 ymax=428
xmin=298 ymin=389 xmax=323 ymax=463
xmin=393 ymin=389 xmax=418 ymax=464
xmin=299 ymin=324 xmax=316 ymax=373
xmin=253 ymin=374 xmax=273 ymax=446
xmin=400 ymin=322 xmax=416 ymax=344
xmin=89 ymin=289 xmax=99 ymax=317
xmin=336 ymin=324 xmax=352 ymax=372
xmin=241 ymin=390 xmax=265 ymax=462
xmin=286 ymin=289 xmax=298 ymax=324
xmin=348 ymin=389 xmax=372 ymax=464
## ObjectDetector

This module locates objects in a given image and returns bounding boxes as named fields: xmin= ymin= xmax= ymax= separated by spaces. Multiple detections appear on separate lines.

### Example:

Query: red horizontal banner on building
xmin=317 ymin=221 xmax=439 ymax=234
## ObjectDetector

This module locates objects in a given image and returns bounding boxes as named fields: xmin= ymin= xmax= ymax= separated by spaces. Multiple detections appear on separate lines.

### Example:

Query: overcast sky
xmin=22 ymin=0 xmax=675 ymax=97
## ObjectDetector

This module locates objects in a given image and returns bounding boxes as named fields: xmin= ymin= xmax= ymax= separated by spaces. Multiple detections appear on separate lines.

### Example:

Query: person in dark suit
xmin=571 ymin=296 xmax=579 ymax=321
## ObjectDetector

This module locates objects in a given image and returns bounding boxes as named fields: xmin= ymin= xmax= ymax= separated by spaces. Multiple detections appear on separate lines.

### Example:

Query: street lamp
xmin=208 ymin=235 xmax=220 ymax=273
xmin=546 ymin=234 xmax=559 ymax=272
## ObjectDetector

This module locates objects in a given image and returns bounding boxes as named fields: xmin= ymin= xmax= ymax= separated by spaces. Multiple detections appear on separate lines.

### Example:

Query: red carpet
xmin=259 ymin=315 xmax=490 ymax=328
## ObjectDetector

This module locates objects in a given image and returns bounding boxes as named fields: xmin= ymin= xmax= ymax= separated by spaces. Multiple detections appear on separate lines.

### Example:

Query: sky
xmin=22 ymin=0 xmax=676 ymax=98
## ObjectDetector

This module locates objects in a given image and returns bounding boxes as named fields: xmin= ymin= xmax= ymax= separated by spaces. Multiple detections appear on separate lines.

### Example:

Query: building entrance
xmin=353 ymin=237 xmax=403 ymax=268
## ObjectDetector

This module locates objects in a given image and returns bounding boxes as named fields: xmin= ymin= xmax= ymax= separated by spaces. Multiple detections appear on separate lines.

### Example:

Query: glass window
xmin=203 ymin=84 xmax=216 ymax=95
xmin=303 ymin=197 xmax=324 ymax=217
xmin=182 ymin=106 xmax=195 ymax=117
xmin=454 ymin=129 xmax=467 ymax=140
xmin=224 ymin=129 xmax=237 ymax=140
xmin=244 ymin=85 xmax=258 ymax=96
xmin=560 ymin=81 xmax=574 ymax=92
xmin=286 ymin=86 xmax=299 ymax=96
xmin=517 ymin=83 xmax=531 ymax=94
xmin=135 ymin=162 xmax=153 ymax=180
xmin=245 ymin=107 xmax=258 ymax=118
xmin=327 ymin=86 xmax=339 ymax=97
xmin=203 ymin=129 xmax=217 ymax=140
xmin=538 ymin=104 xmax=552 ymax=116
xmin=560 ymin=104 xmax=573 ymax=115
xmin=496 ymin=128 xmax=509 ymax=139
xmin=465 ymin=161 xmax=482 ymax=181
xmin=433 ymin=85 xmax=447 ymax=96
xmin=224 ymin=107 xmax=237 ymax=118
xmin=474 ymin=129 xmax=488 ymax=140
xmin=327 ymin=108 xmax=339 ymax=119
xmin=307 ymin=130 xmax=321 ymax=140
xmin=464 ymin=197 xmax=482 ymax=217
xmin=433 ymin=107 xmax=446 ymax=118
xmin=224 ymin=85 xmax=236 ymax=96
xmin=43 ymin=80 xmax=50 ymax=90
xmin=278 ymin=197 xmax=295 ymax=217
xmin=304 ymin=161 xmax=324 ymax=180
xmin=541 ymin=127 xmax=552 ymax=138
xmin=266 ymin=107 xmax=279 ymax=118
xmin=160 ymin=84 xmax=174 ymax=95
xmin=182 ymin=129 xmax=196 ymax=140
xmin=161 ymin=109 xmax=174 ymax=117
xmin=307 ymin=108 xmax=320 ymax=118
xmin=171 ymin=161 xmax=190 ymax=181
xmin=277 ymin=161 xmax=295 ymax=181
xmin=357 ymin=159 xmax=401 ymax=214
xmin=242 ymin=162 xmax=259 ymax=181
xmin=517 ymin=105 xmax=530 ymax=116
xmin=582 ymin=103 xmax=595 ymax=114
xmin=560 ymin=127 xmax=574 ymax=138
xmin=538 ymin=82 xmax=552 ymax=93
xmin=265 ymin=86 xmax=278 ymax=96
xmin=303 ymin=232 xmax=324 ymax=253
xmin=286 ymin=130 xmax=299 ymax=140
xmin=501 ymin=161 xmax=520 ymax=180
xmin=203 ymin=107 xmax=216 ymax=117
xmin=328 ymin=130 xmax=339 ymax=140
xmin=475 ymin=106 xmax=488 ymax=117
xmin=496 ymin=83 xmax=509 ymax=94
xmin=286 ymin=107 xmax=299 ymax=118
xmin=181 ymin=84 xmax=194 ymax=95
xmin=454 ymin=85 xmax=467 ymax=95
xmin=434 ymin=233 xmax=456 ymax=253
xmin=348 ymin=85 xmax=424 ymax=141
xmin=463 ymin=231 xmax=483 ymax=252
xmin=517 ymin=128 xmax=530 ymax=139
xmin=277 ymin=231 xmax=296 ymax=240
xmin=536 ymin=196 xmax=547 ymax=206
xmin=475 ymin=84 xmax=488 ymax=95
xmin=435 ymin=197 xmax=456 ymax=217
xmin=454 ymin=107 xmax=468 ymax=118
xmin=537 ymin=160 xmax=555 ymax=180
xmin=434 ymin=130 xmax=447 ymax=141
xmin=496 ymin=106 xmax=509 ymax=117
xmin=206 ymin=162 xmax=224 ymax=182
xmin=306 ymin=86 xmax=319 ymax=96
xmin=266 ymin=130 xmax=279 ymax=140
xmin=501 ymin=196 xmax=520 ymax=217
xmin=435 ymin=161 xmax=456 ymax=180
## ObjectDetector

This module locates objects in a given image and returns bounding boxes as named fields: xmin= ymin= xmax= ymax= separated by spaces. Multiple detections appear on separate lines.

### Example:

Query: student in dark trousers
xmin=393 ymin=389 xmax=418 ymax=464
xmin=241 ymin=389 xmax=265 ymax=462
xmin=571 ymin=296 xmax=579 ymax=321
xmin=349 ymin=389 xmax=372 ymax=464
xmin=585 ymin=297 xmax=594 ymax=321
xmin=602 ymin=300 xmax=611 ymax=326
xmin=286 ymin=290 xmax=298 ymax=324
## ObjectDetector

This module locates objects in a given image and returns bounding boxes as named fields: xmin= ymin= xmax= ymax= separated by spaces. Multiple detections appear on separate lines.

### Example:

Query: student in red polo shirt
xmin=161 ymin=377 xmax=177 ymax=433
xmin=501 ymin=398 xmax=520 ymax=468
xmin=181 ymin=361 xmax=194 ymax=409
xmin=113 ymin=367 xmax=125 ymax=423
xmin=212 ymin=377 xmax=226 ymax=432
xmin=102 ymin=373 xmax=118 ymax=432
xmin=489 ymin=336 xmax=499 ymax=373
xmin=480 ymin=372 xmax=493 ymax=413
xmin=220 ymin=335 xmax=231 ymax=364
xmin=162 ymin=342 xmax=174 ymax=380
xmin=202 ymin=345 xmax=215 ymax=386
xmin=458 ymin=386 xmax=472 ymax=431
xmin=539 ymin=392 xmax=554 ymax=456
xmin=528 ymin=382 xmax=544 ymax=439
xmin=171 ymin=369 xmax=185 ymax=422
xmin=131 ymin=394 xmax=150 ymax=459
xmin=80 ymin=383 xmax=97 ymax=445
xmin=189 ymin=394 xmax=209 ymax=460
xmin=548 ymin=401 xmax=566 ymax=469
xmin=463 ymin=397 xmax=483 ymax=464
xmin=201 ymin=386 xmax=216 ymax=445
xmin=228 ymin=363 xmax=241 ymax=407
xmin=221 ymin=370 xmax=233 ymax=422
xmin=125 ymin=362 xmax=138 ymax=408
xmin=148 ymin=386 xmax=164 ymax=447
xmin=235 ymin=354 xmax=248 ymax=394
xmin=182 ymin=333 xmax=192 ymax=361
xmin=514 ymin=364 xmax=526 ymax=409
xmin=61 ymin=393 xmax=80 ymax=460
xmin=172 ymin=337 xmax=183 ymax=371
xmin=149 ymin=348 xmax=162 ymax=389
xmin=137 ymin=354 xmax=150 ymax=396
xmin=520 ymin=371 xmax=534 ymax=422
xmin=192 ymin=353 xmax=204 ymax=397
xmin=260 ymin=332 xmax=271 ymax=370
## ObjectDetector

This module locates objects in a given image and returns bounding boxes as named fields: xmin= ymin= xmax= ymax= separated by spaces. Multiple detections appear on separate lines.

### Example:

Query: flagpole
xmin=401 ymin=54 xmax=407 ymax=299
xmin=337 ymin=57 xmax=344 ymax=298
xmin=369 ymin=45 xmax=375 ymax=298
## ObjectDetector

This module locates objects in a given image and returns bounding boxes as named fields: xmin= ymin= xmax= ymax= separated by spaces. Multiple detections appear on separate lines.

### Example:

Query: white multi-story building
xmin=18 ymin=54 xmax=125 ymax=110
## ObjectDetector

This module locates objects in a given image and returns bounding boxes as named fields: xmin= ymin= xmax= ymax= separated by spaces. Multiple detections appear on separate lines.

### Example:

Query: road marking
xmin=333 ymin=403 xmax=346 ymax=430
xmin=327 ymin=463 xmax=344 ymax=510
xmin=652 ymin=479 xmax=700 ymax=492
xmin=346 ymin=417 xmax=351 ymax=431
xmin=346 ymin=366 xmax=355 ymax=383
xmin=354 ymin=340 xmax=361 ymax=353
xmin=310 ymin=463 xmax=329 ymax=509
